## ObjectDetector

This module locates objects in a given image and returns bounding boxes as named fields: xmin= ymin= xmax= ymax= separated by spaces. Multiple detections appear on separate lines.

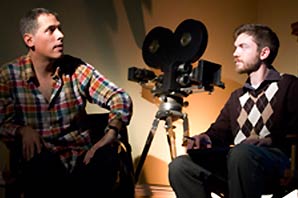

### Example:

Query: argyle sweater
xmin=205 ymin=67 xmax=298 ymax=157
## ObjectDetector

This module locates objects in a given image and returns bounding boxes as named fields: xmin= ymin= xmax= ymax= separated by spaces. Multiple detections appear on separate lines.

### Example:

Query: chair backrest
xmin=84 ymin=113 xmax=135 ymax=198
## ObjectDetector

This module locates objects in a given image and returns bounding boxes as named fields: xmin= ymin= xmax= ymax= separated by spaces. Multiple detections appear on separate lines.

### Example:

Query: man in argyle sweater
xmin=168 ymin=24 xmax=298 ymax=198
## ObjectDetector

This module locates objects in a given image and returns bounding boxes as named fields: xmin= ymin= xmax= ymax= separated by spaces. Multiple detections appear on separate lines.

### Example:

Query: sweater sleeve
xmin=204 ymin=91 xmax=237 ymax=147
xmin=271 ymin=74 xmax=298 ymax=149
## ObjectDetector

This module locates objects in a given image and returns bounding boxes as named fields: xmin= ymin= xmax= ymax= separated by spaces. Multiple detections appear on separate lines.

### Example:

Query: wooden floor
xmin=135 ymin=184 xmax=175 ymax=198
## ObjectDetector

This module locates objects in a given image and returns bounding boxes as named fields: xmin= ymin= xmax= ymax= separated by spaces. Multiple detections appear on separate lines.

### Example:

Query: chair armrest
xmin=0 ymin=139 xmax=16 ymax=186
xmin=280 ymin=133 xmax=298 ymax=187
xmin=286 ymin=134 xmax=298 ymax=174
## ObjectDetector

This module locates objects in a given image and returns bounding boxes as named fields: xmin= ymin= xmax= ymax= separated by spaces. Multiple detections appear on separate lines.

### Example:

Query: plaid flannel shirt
xmin=0 ymin=54 xmax=132 ymax=171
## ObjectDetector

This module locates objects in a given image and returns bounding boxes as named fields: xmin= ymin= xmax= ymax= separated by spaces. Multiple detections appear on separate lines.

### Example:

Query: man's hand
xmin=186 ymin=133 xmax=212 ymax=150
xmin=242 ymin=136 xmax=272 ymax=146
xmin=18 ymin=126 xmax=43 ymax=161
xmin=83 ymin=128 xmax=118 ymax=165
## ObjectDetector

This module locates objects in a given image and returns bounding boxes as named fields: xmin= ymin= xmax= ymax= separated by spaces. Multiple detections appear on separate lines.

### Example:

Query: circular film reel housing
xmin=174 ymin=19 xmax=208 ymax=63
xmin=142 ymin=26 xmax=175 ymax=71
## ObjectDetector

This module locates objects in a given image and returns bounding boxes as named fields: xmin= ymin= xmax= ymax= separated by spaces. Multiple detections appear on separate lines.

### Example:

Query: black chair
xmin=83 ymin=113 xmax=135 ymax=198
xmin=0 ymin=113 xmax=135 ymax=198
xmin=270 ymin=133 xmax=298 ymax=198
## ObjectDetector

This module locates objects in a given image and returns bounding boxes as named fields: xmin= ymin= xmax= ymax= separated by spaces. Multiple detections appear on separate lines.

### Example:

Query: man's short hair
xmin=19 ymin=8 xmax=59 ymax=36
xmin=233 ymin=24 xmax=279 ymax=65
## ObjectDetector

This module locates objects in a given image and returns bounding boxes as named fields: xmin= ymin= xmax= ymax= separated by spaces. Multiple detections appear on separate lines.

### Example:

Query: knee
xmin=169 ymin=155 xmax=187 ymax=173
xmin=168 ymin=155 xmax=190 ymax=179
xmin=228 ymin=144 xmax=256 ymax=167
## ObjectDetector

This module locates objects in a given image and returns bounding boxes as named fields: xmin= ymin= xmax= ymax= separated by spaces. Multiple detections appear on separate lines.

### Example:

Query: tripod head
xmin=156 ymin=94 xmax=187 ymax=121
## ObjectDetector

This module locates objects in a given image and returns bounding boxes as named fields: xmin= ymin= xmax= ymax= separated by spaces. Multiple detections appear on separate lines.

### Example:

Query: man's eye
xmin=47 ymin=26 xmax=57 ymax=33
xmin=241 ymin=43 xmax=250 ymax=49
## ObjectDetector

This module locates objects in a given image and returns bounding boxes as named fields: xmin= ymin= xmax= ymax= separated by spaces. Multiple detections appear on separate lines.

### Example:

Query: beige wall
xmin=0 ymin=0 xmax=297 ymax=186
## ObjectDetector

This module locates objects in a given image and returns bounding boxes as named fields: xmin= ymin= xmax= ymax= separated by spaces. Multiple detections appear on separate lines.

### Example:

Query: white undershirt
xmin=251 ymin=83 xmax=261 ymax=89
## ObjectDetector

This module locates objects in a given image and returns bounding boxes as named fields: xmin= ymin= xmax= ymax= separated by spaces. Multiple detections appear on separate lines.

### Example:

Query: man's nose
xmin=56 ymin=29 xmax=64 ymax=39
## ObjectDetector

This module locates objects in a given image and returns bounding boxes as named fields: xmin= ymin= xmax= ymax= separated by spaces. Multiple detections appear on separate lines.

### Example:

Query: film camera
xmin=130 ymin=19 xmax=225 ymax=183
xmin=128 ymin=19 xmax=225 ymax=98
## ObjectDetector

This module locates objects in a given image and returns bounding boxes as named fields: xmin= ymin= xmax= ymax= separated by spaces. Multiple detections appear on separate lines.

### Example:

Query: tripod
xmin=134 ymin=95 xmax=190 ymax=183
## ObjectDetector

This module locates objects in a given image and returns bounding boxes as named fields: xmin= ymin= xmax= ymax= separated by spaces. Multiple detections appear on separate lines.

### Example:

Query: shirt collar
xmin=23 ymin=54 xmax=60 ymax=83
xmin=243 ymin=66 xmax=281 ymax=90
xmin=22 ymin=55 xmax=37 ymax=83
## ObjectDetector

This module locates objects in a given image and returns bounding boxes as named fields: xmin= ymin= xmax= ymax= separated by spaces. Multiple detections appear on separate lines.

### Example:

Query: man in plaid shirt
xmin=0 ymin=7 xmax=132 ymax=198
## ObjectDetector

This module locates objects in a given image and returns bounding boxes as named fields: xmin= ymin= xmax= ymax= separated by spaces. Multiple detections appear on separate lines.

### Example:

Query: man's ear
xmin=260 ymin=46 xmax=270 ymax=61
xmin=23 ymin=33 xmax=34 ymax=49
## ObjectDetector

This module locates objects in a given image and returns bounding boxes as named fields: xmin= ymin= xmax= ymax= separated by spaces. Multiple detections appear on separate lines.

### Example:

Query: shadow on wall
xmin=0 ymin=0 xmax=152 ymax=72
xmin=70 ymin=0 xmax=151 ymax=75
xmin=134 ymin=155 xmax=170 ymax=186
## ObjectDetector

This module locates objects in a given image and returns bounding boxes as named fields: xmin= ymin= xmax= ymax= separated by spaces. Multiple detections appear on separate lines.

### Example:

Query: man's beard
xmin=236 ymin=56 xmax=262 ymax=74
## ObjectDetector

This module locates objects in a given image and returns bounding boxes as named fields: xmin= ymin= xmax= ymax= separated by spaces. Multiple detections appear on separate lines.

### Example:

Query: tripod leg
xmin=134 ymin=118 xmax=160 ymax=184
xmin=182 ymin=113 xmax=190 ymax=146
xmin=165 ymin=116 xmax=177 ymax=160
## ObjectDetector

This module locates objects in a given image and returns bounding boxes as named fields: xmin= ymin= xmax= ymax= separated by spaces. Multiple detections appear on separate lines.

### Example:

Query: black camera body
xmin=128 ymin=19 xmax=224 ymax=98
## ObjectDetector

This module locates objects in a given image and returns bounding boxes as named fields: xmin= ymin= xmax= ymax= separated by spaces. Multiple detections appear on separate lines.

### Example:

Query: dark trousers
xmin=21 ymin=146 xmax=119 ymax=198
xmin=168 ymin=144 xmax=290 ymax=198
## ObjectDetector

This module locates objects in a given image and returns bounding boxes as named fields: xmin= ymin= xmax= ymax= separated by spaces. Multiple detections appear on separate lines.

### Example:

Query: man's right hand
xmin=17 ymin=126 xmax=43 ymax=161
xmin=186 ymin=133 xmax=212 ymax=150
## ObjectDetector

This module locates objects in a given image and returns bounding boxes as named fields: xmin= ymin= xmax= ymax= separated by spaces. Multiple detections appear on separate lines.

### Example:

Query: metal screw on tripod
xmin=183 ymin=101 xmax=189 ymax=107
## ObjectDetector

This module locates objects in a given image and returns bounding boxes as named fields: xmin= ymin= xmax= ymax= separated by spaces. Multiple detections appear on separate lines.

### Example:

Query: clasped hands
xmin=186 ymin=133 xmax=272 ymax=150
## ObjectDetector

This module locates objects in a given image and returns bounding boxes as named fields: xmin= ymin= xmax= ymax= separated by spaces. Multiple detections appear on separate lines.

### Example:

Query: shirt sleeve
xmin=75 ymin=63 xmax=133 ymax=125
xmin=0 ymin=65 xmax=22 ymax=138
